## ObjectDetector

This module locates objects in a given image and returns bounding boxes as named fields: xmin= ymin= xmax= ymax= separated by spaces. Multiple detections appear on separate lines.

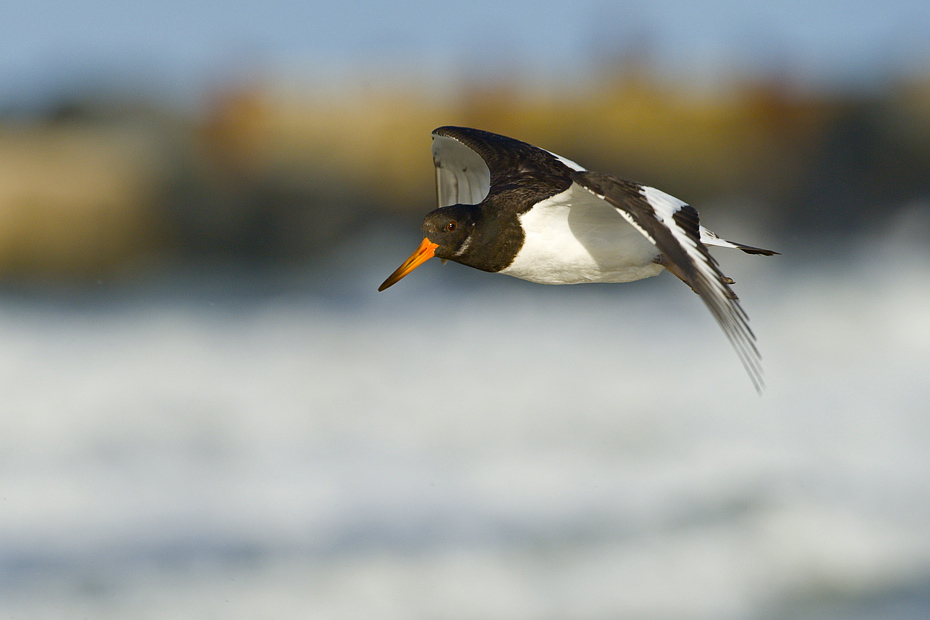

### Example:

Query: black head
xmin=422 ymin=205 xmax=479 ymax=260
xmin=378 ymin=204 xmax=480 ymax=291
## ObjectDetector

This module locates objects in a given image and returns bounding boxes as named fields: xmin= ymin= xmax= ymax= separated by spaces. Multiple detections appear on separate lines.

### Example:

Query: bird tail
xmin=699 ymin=227 xmax=779 ymax=256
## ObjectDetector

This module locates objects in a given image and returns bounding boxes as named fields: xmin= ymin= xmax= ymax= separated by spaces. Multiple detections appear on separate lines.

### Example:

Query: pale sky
xmin=3 ymin=0 xmax=930 ymax=105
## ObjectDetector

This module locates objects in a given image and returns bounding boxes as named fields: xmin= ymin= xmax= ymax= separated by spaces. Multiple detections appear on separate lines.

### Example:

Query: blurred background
xmin=1 ymin=1 xmax=929 ymax=618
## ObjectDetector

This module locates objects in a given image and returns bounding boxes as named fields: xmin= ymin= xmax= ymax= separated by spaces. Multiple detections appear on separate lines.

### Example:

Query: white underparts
xmin=499 ymin=184 xmax=663 ymax=284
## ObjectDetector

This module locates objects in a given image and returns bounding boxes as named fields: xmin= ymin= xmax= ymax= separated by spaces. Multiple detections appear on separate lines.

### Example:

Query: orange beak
xmin=378 ymin=238 xmax=440 ymax=291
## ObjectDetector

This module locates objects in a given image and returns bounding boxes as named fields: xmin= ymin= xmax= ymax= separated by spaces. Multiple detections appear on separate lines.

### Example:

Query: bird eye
xmin=445 ymin=221 xmax=457 ymax=232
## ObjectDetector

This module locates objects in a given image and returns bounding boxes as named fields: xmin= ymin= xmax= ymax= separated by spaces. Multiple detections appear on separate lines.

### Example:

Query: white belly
xmin=498 ymin=186 xmax=663 ymax=285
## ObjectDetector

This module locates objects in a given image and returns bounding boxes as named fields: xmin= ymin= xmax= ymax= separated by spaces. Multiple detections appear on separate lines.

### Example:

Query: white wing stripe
xmin=544 ymin=149 xmax=587 ymax=172
xmin=642 ymin=186 xmax=720 ymax=288
xmin=639 ymin=185 xmax=763 ymax=391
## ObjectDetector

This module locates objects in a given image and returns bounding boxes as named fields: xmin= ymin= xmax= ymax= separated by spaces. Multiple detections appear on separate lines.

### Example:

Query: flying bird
xmin=379 ymin=126 xmax=778 ymax=390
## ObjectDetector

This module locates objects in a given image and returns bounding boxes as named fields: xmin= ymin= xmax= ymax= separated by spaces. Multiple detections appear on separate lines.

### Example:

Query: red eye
xmin=445 ymin=221 xmax=457 ymax=232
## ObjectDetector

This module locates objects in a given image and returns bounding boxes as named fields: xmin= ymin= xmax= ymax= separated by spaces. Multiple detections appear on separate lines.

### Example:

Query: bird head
xmin=378 ymin=205 xmax=478 ymax=291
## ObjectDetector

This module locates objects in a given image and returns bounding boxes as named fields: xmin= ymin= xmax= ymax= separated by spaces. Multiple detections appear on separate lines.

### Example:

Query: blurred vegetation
xmin=1 ymin=66 xmax=929 ymax=281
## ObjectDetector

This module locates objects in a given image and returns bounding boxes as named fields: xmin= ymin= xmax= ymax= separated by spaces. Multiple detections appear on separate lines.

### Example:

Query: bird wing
xmin=572 ymin=170 xmax=764 ymax=392
xmin=431 ymin=126 xmax=579 ymax=209
xmin=431 ymin=130 xmax=493 ymax=207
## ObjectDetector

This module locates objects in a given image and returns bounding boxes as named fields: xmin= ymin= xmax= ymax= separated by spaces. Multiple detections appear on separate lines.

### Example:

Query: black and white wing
xmin=431 ymin=129 xmax=492 ymax=207
xmin=573 ymin=171 xmax=765 ymax=392
xmin=431 ymin=126 xmax=579 ymax=208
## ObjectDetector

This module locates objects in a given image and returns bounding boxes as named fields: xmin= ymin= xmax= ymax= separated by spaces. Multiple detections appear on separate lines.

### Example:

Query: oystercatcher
xmin=379 ymin=126 xmax=778 ymax=390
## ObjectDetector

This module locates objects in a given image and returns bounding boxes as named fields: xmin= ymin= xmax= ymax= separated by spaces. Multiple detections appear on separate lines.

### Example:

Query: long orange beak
xmin=378 ymin=238 xmax=439 ymax=291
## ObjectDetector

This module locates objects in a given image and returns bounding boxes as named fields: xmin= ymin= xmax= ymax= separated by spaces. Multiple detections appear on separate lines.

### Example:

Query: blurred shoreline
xmin=1 ymin=67 xmax=928 ymax=286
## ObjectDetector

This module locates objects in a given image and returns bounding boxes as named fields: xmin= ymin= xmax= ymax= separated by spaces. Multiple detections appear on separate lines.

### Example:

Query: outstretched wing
xmin=432 ymin=130 xmax=492 ymax=207
xmin=572 ymin=171 xmax=765 ymax=392
xmin=431 ymin=126 xmax=576 ymax=208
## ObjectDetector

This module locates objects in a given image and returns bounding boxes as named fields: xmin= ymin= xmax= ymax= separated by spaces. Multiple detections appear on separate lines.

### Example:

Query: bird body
xmin=380 ymin=126 xmax=778 ymax=390
xmin=500 ymin=181 xmax=664 ymax=285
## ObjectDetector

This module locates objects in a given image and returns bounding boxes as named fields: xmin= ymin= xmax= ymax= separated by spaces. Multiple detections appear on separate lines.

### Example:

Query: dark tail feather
xmin=732 ymin=242 xmax=779 ymax=256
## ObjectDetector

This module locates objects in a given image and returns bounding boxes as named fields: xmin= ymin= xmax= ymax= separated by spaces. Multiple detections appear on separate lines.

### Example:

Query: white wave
xmin=0 ymin=238 xmax=928 ymax=619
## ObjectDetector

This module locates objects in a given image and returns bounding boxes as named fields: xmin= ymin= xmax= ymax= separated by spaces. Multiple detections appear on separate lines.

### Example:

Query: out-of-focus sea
xmin=0 ymin=221 xmax=928 ymax=619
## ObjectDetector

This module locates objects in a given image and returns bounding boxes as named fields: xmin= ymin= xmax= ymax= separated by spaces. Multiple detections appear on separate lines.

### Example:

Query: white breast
xmin=499 ymin=183 xmax=663 ymax=285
